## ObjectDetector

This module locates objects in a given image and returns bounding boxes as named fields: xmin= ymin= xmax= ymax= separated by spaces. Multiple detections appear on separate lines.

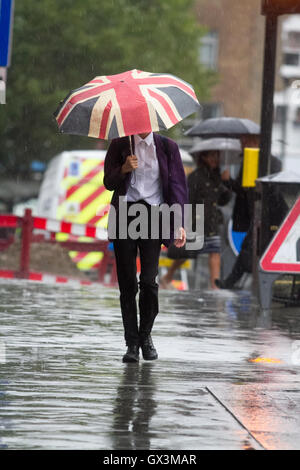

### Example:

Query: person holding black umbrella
xmin=216 ymin=134 xmax=283 ymax=289
xmin=160 ymin=142 xmax=233 ymax=290
xmin=185 ymin=118 xmax=284 ymax=289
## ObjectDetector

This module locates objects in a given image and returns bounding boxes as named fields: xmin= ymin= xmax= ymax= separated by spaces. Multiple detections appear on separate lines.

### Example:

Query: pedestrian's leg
xmin=113 ymin=239 xmax=139 ymax=348
xmin=208 ymin=252 xmax=221 ymax=289
xmin=215 ymin=251 xmax=245 ymax=289
xmin=160 ymin=259 xmax=186 ymax=289
xmin=215 ymin=230 xmax=252 ymax=289
xmin=138 ymin=238 xmax=162 ymax=360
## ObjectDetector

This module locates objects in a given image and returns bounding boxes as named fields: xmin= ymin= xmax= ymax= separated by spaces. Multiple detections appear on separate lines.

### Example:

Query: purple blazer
xmin=103 ymin=133 xmax=188 ymax=246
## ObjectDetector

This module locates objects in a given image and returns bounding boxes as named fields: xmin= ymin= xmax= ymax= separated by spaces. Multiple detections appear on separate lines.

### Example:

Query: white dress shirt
xmin=126 ymin=133 xmax=163 ymax=205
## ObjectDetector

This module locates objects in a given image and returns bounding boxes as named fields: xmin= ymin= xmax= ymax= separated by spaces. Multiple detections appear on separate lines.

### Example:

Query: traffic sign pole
xmin=0 ymin=0 xmax=14 ymax=104
xmin=0 ymin=0 xmax=14 ymax=67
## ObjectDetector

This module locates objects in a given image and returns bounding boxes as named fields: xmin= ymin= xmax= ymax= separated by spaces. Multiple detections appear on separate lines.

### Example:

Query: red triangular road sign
xmin=260 ymin=197 xmax=300 ymax=273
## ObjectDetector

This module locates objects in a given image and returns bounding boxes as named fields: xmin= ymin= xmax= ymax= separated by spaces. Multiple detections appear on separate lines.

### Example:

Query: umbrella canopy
xmin=189 ymin=138 xmax=242 ymax=166
xmin=54 ymin=69 xmax=201 ymax=140
xmin=185 ymin=117 xmax=260 ymax=138
xmin=257 ymin=171 xmax=300 ymax=184
xmin=189 ymin=138 xmax=241 ymax=155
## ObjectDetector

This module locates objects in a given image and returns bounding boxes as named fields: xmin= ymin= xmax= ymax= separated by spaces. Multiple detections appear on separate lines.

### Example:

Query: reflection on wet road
xmin=1 ymin=280 xmax=300 ymax=449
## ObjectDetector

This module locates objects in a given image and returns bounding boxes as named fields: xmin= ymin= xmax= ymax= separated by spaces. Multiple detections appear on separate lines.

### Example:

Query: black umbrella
xmin=189 ymin=138 xmax=242 ymax=165
xmin=185 ymin=117 xmax=260 ymax=138
xmin=189 ymin=137 xmax=241 ymax=154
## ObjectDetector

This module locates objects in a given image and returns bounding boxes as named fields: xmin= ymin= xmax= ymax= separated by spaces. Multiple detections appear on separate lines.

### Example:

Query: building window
xmin=283 ymin=52 xmax=300 ymax=66
xmin=293 ymin=107 xmax=300 ymax=126
xmin=199 ymin=31 xmax=219 ymax=70
xmin=274 ymin=105 xmax=287 ymax=124
xmin=200 ymin=102 xmax=223 ymax=120
xmin=287 ymin=31 xmax=300 ymax=48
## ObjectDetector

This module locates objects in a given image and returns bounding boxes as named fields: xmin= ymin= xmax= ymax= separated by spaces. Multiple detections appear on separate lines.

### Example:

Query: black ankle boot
xmin=122 ymin=344 xmax=139 ymax=363
xmin=215 ymin=278 xmax=237 ymax=289
xmin=140 ymin=335 xmax=158 ymax=361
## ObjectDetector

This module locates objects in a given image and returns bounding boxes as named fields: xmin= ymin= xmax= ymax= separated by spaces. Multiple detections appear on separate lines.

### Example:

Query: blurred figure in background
xmin=160 ymin=149 xmax=231 ymax=290
xmin=216 ymin=135 xmax=283 ymax=289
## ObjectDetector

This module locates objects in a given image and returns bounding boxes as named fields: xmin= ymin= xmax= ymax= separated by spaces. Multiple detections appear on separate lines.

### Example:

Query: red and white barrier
xmin=0 ymin=209 xmax=114 ymax=285
xmin=0 ymin=214 xmax=19 ymax=228
xmin=0 ymin=269 xmax=119 ymax=287
xmin=0 ymin=213 xmax=108 ymax=239
xmin=0 ymin=269 xmax=106 ymax=287
xmin=33 ymin=216 xmax=107 ymax=240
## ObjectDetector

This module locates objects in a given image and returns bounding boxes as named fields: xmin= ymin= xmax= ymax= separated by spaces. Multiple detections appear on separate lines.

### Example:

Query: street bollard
xmin=18 ymin=208 xmax=33 ymax=279
xmin=242 ymin=148 xmax=259 ymax=188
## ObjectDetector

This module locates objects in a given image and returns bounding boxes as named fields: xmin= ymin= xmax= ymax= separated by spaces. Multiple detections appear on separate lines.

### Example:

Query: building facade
xmin=195 ymin=0 xmax=283 ymax=124
xmin=273 ymin=14 xmax=300 ymax=170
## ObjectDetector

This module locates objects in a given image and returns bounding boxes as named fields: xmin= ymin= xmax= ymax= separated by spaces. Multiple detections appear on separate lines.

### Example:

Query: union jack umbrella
xmin=54 ymin=69 xmax=201 ymax=141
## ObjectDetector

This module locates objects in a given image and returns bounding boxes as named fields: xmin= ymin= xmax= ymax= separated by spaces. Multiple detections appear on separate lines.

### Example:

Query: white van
xmin=37 ymin=150 xmax=111 ymax=271
xmin=37 ymin=147 xmax=194 ymax=277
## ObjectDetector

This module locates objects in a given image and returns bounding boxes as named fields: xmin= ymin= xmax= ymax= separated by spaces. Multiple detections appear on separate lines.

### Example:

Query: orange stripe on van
xmin=79 ymin=186 xmax=107 ymax=211
xmin=95 ymin=204 xmax=110 ymax=219
xmin=87 ymin=214 xmax=107 ymax=225
xmin=71 ymin=252 xmax=88 ymax=263
xmin=65 ymin=162 xmax=104 ymax=199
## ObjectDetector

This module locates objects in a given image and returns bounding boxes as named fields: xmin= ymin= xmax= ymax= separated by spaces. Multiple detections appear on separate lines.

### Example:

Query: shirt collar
xmin=134 ymin=133 xmax=154 ymax=147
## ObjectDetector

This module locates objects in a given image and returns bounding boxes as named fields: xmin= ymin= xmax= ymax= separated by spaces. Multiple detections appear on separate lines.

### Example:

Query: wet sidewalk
xmin=1 ymin=279 xmax=300 ymax=450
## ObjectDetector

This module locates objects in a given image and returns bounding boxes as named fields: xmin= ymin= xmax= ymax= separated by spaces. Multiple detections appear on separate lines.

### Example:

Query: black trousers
xmin=113 ymin=202 xmax=162 ymax=346
xmin=225 ymin=225 xmax=253 ymax=285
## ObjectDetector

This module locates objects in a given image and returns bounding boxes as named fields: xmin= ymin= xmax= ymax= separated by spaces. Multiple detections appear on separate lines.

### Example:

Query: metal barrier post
xmin=19 ymin=208 xmax=33 ymax=278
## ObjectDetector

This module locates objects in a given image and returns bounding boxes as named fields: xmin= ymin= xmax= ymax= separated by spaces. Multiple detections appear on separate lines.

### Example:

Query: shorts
xmin=166 ymin=235 xmax=221 ymax=260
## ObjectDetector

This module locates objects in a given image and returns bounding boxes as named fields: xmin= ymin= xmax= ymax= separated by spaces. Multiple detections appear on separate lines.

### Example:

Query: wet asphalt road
xmin=1 ymin=279 xmax=300 ymax=450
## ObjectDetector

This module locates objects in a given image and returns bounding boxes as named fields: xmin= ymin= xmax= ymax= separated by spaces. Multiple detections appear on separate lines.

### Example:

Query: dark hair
xmin=200 ymin=150 xmax=214 ymax=159
xmin=194 ymin=150 xmax=220 ymax=160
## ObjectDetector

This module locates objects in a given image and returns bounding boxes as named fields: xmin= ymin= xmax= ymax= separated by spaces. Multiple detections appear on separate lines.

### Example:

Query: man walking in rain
xmin=104 ymin=133 xmax=188 ymax=363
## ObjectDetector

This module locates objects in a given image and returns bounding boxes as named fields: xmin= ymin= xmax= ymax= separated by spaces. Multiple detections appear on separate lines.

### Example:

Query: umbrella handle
xmin=128 ymin=135 xmax=136 ymax=185
xmin=129 ymin=135 xmax=134 ymax=155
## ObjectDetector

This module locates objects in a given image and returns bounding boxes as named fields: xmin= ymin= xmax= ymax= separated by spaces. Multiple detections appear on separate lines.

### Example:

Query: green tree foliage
xmin=0 ymin=0 xmax=215 ymax=176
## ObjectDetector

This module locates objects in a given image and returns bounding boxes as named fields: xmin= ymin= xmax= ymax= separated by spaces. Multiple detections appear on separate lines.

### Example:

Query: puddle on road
xmin=0 ymin=279 xmax=300 ymax=449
